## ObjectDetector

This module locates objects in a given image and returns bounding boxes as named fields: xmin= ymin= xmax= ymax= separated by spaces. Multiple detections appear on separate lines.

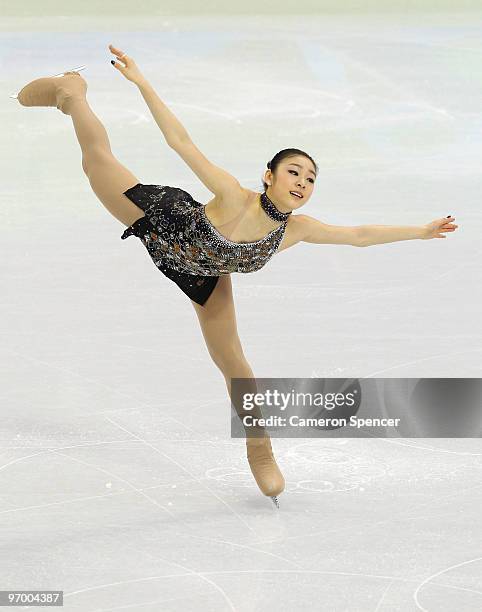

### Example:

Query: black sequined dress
xmin=120 ymin=184 xmax=289 ymax=306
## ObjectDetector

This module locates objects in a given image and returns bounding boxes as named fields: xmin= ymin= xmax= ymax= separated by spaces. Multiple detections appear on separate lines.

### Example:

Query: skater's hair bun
xmin=262 ymin=148 xmax=318 ymax=191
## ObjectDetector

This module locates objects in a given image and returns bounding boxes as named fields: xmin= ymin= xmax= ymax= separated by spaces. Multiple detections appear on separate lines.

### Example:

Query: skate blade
xmin=9 ymin=65 xmax=87 ymax=99
xmin=271 ymin=496 xmax=280 ymax=508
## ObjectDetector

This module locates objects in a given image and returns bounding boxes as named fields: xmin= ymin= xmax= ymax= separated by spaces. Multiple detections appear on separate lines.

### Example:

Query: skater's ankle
xmin=58 ymin=94 xmax=86 ymax=115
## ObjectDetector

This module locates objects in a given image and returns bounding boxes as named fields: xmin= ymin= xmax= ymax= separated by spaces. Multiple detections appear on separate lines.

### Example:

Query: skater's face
xmin=266 ymin=156 xmax=316 ymax=211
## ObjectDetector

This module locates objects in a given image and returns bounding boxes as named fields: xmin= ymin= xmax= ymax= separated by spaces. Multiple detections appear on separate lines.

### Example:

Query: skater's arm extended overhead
xmin=108 ymin=45 xmax=262 ymax=202
xmin=136 ymin=81 xmax=243 ymax=200
xmin=167 ymin=138 xmax=243 ymax=200
xmin=136 ymin=80 xmax=192 ymax=145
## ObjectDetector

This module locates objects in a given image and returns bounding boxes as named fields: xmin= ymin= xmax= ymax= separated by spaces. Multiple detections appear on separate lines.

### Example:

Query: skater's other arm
xmin=295 ymin=214 xmax=458 ymax=247
xmin=292 ymin=215 xmax=364 ymax=247
xmin=108 ymin=44 xmax=251 ymax=200
xmin=136 ymin=80 xmax=191 ymax=145
xmin=109 ymin=45 xmax=241 ymax=199
xmin=136 ymin=81 xmax=242 ymax=199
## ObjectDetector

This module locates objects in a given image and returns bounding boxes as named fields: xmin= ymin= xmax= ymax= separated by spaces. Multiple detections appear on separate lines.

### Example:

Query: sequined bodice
xmin=121 ymin=184 xmax=288 ymax=277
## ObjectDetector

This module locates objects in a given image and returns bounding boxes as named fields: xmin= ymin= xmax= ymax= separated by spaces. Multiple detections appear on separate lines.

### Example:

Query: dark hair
xmin=262 ymin=148 xmax=318 ymax=191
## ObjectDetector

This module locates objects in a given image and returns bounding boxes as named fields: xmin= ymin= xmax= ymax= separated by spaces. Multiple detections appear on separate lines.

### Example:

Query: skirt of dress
xmin=120 ymin=183 xmax=220 ymax=307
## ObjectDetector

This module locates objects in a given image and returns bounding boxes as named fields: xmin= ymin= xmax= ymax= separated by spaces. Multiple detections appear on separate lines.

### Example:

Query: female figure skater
xmin=14 ymin=45 xmax=458 ymax=508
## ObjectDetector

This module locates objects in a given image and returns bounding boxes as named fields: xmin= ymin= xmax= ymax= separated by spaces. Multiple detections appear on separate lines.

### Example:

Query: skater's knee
xmin=208 ymin=343 xmax=247 ymax=374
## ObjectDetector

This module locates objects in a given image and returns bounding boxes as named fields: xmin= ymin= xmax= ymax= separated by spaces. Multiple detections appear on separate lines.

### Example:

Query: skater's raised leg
xmin=17 ymin=71 xmax=144 ymax=227
xmin=64 ymin=78 xmax=145 ymax=227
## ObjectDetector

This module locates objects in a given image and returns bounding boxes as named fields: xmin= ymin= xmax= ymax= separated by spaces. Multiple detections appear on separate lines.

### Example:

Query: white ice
xmin=1 ymin=8 xmax=482 ymax=612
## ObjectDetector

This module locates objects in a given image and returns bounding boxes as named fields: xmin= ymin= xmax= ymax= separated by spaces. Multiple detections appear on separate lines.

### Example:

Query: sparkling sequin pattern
xmin=120 ymin=183 xmax=287 ymax=277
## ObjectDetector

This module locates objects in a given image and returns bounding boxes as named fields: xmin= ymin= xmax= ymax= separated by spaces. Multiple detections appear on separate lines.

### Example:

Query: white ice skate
xmin=9 ymin=65 xmax=87 ymax=99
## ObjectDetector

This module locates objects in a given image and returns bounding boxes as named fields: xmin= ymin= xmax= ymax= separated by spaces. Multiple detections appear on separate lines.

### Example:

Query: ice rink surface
xmin=2 ymin=5 xmax=482 ymax=611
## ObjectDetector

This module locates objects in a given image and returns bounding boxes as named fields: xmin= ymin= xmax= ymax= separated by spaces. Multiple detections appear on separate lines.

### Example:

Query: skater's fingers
xmin=108 ymin=44 xmax=129 ymax=61
xmin=108 ymin=44 xmax=123 ymax=55
xmin=118 ymin=54 xmax=131 ymax=67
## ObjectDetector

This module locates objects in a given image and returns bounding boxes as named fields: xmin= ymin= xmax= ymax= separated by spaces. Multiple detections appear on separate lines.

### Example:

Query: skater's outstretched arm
xmin=295 ymin=214 xmax=458 ymax=247
xmin=109 ymin=44 xmax=242 ymax=200
xmin=109 ymin=44 xmax=191 ymax=145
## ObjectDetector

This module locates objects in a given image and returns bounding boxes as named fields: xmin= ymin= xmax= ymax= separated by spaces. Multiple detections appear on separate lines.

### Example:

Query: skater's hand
xmin=109 ymin=44 xmax=147 ymax=85
xmin=421 ymin=216 xmax=458 ymax=239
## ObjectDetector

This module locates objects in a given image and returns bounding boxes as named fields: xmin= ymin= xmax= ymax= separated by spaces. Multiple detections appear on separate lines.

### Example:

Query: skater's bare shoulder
xmin=276 ymin=213 xmax=308 ymax=253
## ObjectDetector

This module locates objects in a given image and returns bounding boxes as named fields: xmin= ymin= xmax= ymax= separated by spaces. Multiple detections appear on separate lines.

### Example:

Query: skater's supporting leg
xmin=191 ymin=276 xmax=285 ymax=499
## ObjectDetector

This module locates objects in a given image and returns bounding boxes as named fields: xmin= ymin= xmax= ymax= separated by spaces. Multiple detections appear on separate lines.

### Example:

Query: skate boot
xmin=246 ymin=435 xmax=285 ymax=508
xmin=12 ymin=66 xmax=87 ymax=115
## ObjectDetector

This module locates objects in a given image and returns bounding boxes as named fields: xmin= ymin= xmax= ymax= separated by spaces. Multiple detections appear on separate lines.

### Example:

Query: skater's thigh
xmin=85 ymin=150 xmax=145 ymax=227
xmin=191 ymin=275 xmax=245 ymax=367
